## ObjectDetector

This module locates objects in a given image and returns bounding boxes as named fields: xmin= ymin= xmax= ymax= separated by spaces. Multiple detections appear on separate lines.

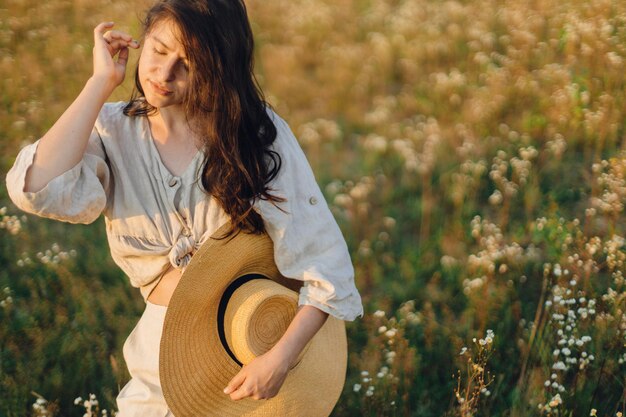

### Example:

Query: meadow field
xmin=1 ymin=0 xmax=625 ymax=415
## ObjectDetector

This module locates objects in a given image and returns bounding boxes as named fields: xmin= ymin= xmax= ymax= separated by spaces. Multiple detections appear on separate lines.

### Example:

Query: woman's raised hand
xmin=92 ymin=22 xmax=140 ymax=92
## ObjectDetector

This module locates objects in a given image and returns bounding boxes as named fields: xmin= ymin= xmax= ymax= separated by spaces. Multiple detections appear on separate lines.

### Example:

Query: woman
xmin=6 ymin=0 xmax=362 ymax=415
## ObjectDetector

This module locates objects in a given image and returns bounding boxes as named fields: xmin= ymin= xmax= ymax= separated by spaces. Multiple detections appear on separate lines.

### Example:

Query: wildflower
xmin=373 ymin=310 xmax=385 ymax=318
xmin=353 ymin=383 xmax=361 ymax=392
xmin=549 ymin=393 xmax=562 ymax=407
xmin=590 ymin=409 xmax=597 ymax=416
xmin=460 ymin=347 xmax=468 ymax=355
xmin=382 ymin=217 xmax=396 ymax=228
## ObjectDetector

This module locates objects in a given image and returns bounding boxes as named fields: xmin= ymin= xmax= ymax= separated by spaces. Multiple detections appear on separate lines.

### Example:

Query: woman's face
xmin=138 ymin=19 xmax=190 ymax=109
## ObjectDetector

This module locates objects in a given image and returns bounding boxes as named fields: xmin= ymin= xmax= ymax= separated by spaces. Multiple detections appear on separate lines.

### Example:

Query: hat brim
xmin=160 ymin=223 xmax=347 ymax=417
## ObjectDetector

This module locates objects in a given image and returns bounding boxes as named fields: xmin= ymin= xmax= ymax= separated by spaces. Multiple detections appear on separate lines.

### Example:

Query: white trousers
xmin=116 ymin=301 xmax=175 ymax=417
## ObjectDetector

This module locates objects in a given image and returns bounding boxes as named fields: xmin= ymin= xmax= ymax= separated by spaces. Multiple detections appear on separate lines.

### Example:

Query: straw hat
xmin=159 ymin=223 xmax=348 ymax=417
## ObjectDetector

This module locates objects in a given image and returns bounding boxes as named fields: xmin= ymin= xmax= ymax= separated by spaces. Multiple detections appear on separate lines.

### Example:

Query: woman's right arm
xmin=24 ymin=21 xmax=139 ymax=193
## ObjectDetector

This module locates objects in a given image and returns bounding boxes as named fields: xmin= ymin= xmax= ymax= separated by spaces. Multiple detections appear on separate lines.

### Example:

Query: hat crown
xmin=224 ymin=279 xmax=299 ymax=365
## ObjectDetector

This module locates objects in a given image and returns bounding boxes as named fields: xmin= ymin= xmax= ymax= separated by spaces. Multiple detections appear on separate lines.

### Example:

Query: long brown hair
xmin=123 ymin=0 xmax=285 ymax=239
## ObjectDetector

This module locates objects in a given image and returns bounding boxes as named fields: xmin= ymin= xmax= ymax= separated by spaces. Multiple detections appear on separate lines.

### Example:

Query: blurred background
xmin=1 ymin=0 xmax=625 ymax=415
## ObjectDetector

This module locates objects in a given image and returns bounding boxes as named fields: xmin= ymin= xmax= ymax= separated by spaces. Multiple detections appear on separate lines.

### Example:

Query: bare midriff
xmin=147 ymin=265 xmax=182 ymax=307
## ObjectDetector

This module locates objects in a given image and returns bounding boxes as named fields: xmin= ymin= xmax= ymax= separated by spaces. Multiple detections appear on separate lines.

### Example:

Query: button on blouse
xmin=5 ymin=102 xmax=363 ymax=321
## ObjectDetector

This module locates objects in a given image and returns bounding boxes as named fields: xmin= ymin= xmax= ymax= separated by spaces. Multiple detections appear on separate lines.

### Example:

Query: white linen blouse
xmin=5 ymin=101 xmax=363 ymax=321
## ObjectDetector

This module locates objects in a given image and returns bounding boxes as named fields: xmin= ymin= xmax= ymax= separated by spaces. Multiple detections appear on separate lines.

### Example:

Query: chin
xmin=143 ymin=93 xmax=181 ymax=110
xmin=139 ymin=81 xmax=176 ymax=108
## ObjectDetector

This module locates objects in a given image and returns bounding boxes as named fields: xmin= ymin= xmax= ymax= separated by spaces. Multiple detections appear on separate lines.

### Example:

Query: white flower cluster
xmin=488 ymin=146 xmax=536 ymax=203
xmin=590 ymin=154 xmax=626 ymax=215
xmin=397 ymin=299 xmax=421 ymax=326
xmin=478 ymin=329 xmax=495 ymax=346
xmin=604 ymin=235 xmax=625 ymax=271
xmin=353 ymin=370 xmax=376 ymax=397
xmin=0 ymin=286 xmax=13 ymax=309
xmin=386 ymin=115 xmax=441 ymax=175
xmin=31 ymin=397 xmax=49 ymax=416
xmin=449 ymin=158 xmax=487 ymax=207
xmin=74 ymin=393 xmax=108 ymax=417
xmin=362 ymin=133 xmax=389 ymax=153
xmin=354 ymin=362 xmax=400 ymax=399
xmin=547 ymin=284 xmax=596 ymax=371
xmin=328 ymin=175 xmax=380 ymax=220
xmin=0 ymin=207 xmax=24 ymax=235
xmin=363 ymin=95 xmax=397 ymax=127
xmin=16 ymin=243 xmax=77 ymax=267
xmin=464 ymin=216 xmax=540 ymax=294
xmin=537 ymin=390 xmax=564 ymax=413
xmin=297 ymin=118 xmax=342 ymax=146
xmin=354 ymin=306 xmax=414 ymax=401
xmin=539 ymin=270 xmax=598 ymax=414
xmin=546 ymin=133 xmax=567 ymax=159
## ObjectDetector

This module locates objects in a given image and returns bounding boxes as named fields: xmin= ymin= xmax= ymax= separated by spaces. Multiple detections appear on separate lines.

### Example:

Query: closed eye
xmin=153 ymin=48 xmax=166 ymax=55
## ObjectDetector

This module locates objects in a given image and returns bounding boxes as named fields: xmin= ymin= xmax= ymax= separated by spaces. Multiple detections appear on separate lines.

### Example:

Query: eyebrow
xmin=152 ymin=35 xmax=189 ymax=62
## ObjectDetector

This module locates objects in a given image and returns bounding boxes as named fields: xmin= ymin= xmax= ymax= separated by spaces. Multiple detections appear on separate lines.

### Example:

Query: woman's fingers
xmin=103 ymin=31 xmax=140 ymax=55
xmin=93 ymin=22 xmax=115 ymax=48
xmin=91 ymin=21 xmax=138 ymax=88
xmin=224 ymin=369 xmax=246 ymax=396
xmin=230 ymin=385 xmax=255 ymax=401
xmin=103 ymin=30 xmax=140 ymax=49
xmin=117 ymin=47 xmax=129 ymax=67
xmin=104 ymin=38 xmax=138 ymax=55
xmin=95 ymin=23 xmax=139 ymax=58
xmin=103 ymin=29 xmax=131 ymax=42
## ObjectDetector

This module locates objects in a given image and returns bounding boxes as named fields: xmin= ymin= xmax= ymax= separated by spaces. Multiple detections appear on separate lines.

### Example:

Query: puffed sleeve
xmin=5 ymin=122 xmax=111 ymax=225
xmin=253 ymin=110 xmax=363 ymax=321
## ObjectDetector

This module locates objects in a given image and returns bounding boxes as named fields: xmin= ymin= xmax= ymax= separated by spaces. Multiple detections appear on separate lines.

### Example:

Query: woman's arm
xmin=223 ymin=304 xmax=329 ymax=400
xmin=25 ymin=22 xmax=138 ymax=193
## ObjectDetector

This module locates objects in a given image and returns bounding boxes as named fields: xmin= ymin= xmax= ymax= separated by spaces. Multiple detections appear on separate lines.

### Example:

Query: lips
xmin=149 ymin=80 xmax=173 ymax=95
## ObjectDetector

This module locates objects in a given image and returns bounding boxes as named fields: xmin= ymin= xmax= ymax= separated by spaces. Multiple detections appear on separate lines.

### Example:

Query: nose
xmin=158 ymin=58 xmax=177 ymax=82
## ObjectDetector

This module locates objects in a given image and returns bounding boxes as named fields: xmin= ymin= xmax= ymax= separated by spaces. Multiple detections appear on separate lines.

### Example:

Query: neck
xmin=149 ymin=106 xmax=189 ymax=133
xmin=149 ymin=105 xmax=192 ymax=143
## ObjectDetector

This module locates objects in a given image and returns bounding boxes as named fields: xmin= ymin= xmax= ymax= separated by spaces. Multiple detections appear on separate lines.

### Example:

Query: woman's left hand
xmin=223 ymin=347 xmax=293 ymax=401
